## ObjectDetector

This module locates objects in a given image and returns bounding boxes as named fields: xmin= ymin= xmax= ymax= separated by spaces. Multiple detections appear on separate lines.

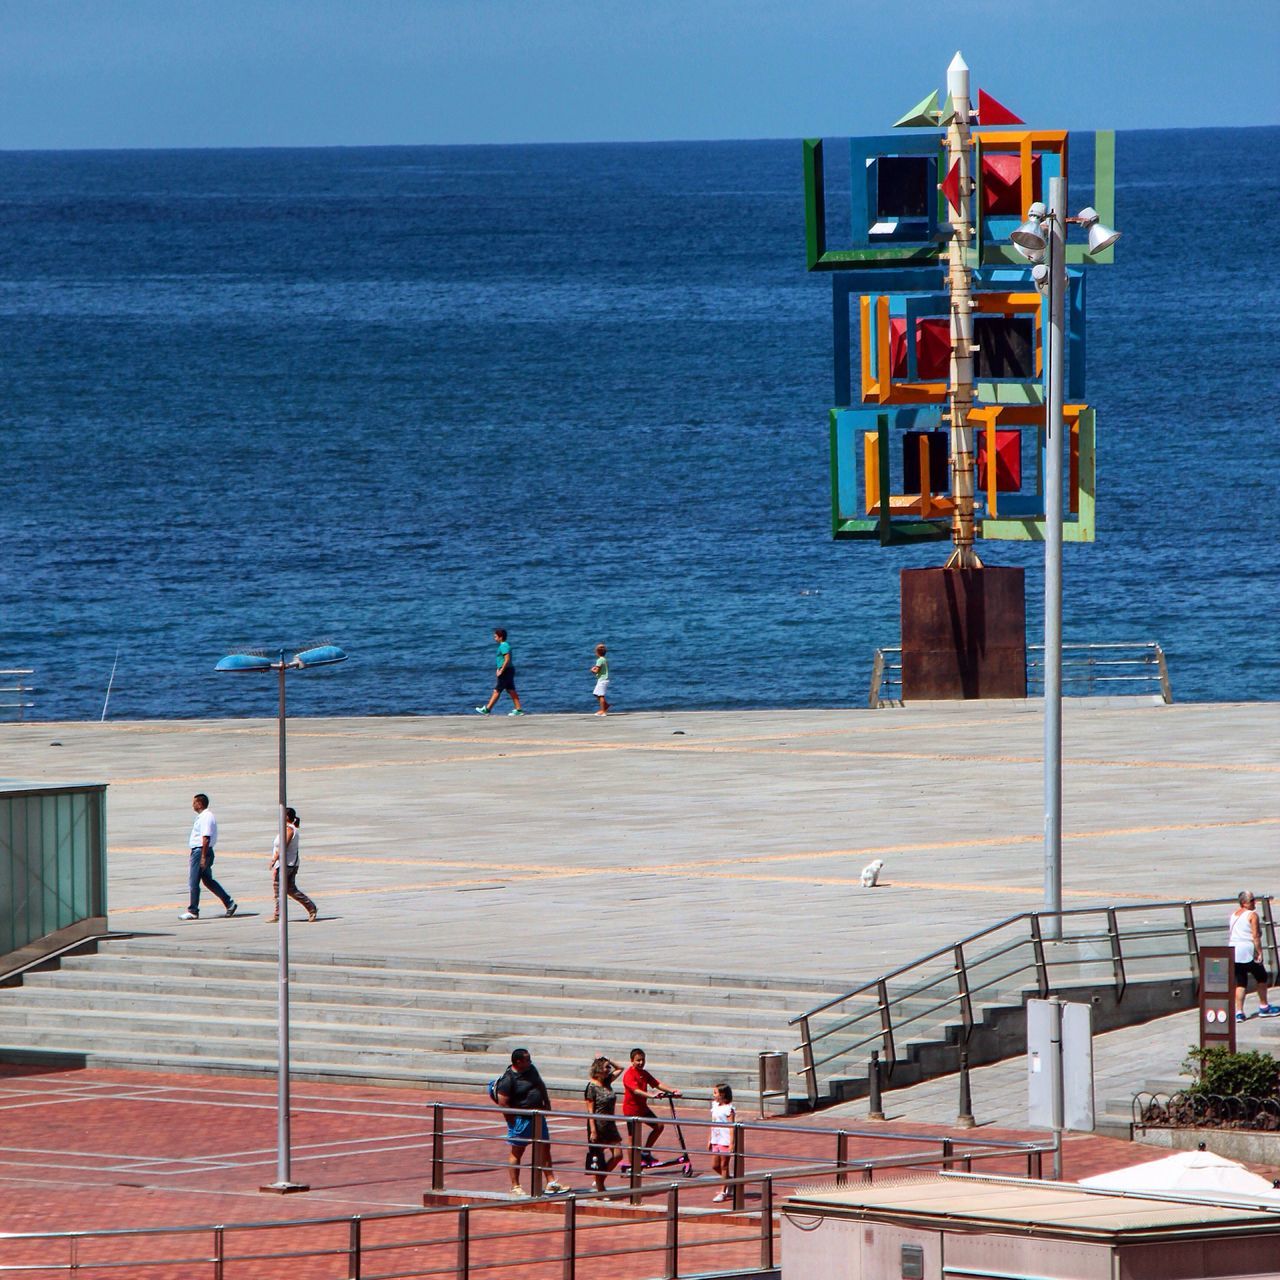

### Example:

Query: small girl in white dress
xmin=708 ymin=1082 xmax=735 ymax=1202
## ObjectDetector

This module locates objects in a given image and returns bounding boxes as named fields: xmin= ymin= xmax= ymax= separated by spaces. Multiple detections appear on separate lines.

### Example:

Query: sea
xmin=1 ymin=128 xmax=1277 ymax=721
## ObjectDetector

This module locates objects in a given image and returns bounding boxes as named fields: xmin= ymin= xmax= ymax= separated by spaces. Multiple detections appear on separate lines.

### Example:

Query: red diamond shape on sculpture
xmin=977 ymin=429 xmax=1023 ymax=491
xmin=977 ymin=89 xmax=1024 ymax=126
xmin=915 ymin=319 xmax=950 ymax=380
xmin=981 ymin=152 xmax=1041 ymax=215
xmin=941 ymin=160 xmax=962 ymax=216
xmin=889 ymin=318 xmax=908 ymax=377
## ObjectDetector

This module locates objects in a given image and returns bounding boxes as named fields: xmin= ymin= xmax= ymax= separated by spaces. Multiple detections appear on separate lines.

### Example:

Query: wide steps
xmin=0 ymin=939 xmax=820 ymax=1102
xmin=0 ymin=1000 xmax=793 ymax=1058
xmin=28 ymin=965 xmax=802 ymax=1032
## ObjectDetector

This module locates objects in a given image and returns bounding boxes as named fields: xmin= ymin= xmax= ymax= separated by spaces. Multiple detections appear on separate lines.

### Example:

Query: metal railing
xmin=0 ymin=670 xmax=34 ymax=722
xmin=869 ymin=641 xmax=1171 ymax=707
xmin=0 ymin=1101 xmax=1052 ymax=1278
xmin=1134 ymin=1091 xmax=1280 ymax=1133
xmin=790 ymin=896 xmax=1278 ymax=1107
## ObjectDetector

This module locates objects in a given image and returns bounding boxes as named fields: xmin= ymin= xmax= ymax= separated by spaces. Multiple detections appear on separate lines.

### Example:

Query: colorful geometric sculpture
xmin=806 ymin=60 xmax=1116 ymax=547
xmin=977 ymin=88 xmax=1023 ymax=126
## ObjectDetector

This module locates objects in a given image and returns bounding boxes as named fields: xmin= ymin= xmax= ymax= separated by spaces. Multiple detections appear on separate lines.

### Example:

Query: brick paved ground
xmin=7 ymin=1063 xmax=1270 ymax=1279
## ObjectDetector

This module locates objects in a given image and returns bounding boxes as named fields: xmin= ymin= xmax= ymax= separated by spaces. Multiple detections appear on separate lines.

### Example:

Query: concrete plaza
xmin=3 ymin=700 xmax=1276 ymax=982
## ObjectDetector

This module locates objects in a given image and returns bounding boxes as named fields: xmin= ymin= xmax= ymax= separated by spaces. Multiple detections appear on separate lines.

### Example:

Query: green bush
xmin=1183 ymin=1046 xmax=1280 ymax=1099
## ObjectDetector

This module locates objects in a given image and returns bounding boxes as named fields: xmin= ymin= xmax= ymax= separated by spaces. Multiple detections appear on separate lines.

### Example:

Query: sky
xmin=0 ymin=0 xmax=1276 ymax=150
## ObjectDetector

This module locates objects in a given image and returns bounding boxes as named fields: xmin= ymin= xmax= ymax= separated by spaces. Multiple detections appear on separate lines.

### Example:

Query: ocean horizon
xmin=2 ymin=127 xmax=1277 ymax=720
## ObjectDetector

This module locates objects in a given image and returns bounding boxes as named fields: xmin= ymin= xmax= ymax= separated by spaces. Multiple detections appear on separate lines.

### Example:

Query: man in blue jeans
xmin=179 ymin=793 xmax=238 ymax=921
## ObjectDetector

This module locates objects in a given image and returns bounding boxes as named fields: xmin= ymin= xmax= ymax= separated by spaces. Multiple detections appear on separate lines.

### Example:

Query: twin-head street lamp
xmin=1009 ymin=183 xmax=1121 ymax=941
xmin=215 ymin=643 xmax=348 ymax=1194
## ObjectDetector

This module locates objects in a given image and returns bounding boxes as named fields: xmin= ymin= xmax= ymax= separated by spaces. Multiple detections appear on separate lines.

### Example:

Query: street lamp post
xmin=215 ymin=643 xmax=348 ymax=1193
xmin=1011 ymin=188 xmax=1119 ymax=941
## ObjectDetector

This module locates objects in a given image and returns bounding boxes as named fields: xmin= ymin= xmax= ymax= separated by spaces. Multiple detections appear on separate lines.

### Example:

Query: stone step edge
xmin=101 ymin=938 xmax=849 ymax=995
xmin=21 ymin=972 xmax=814 ymax=1019
xmin=0 ymin=1032 xmax=787 ymax=1077
xmin=0 ymin=1014 xmax=792 ymax=1056
xmin=0 ymin=1046 xmax=806 ymax=1102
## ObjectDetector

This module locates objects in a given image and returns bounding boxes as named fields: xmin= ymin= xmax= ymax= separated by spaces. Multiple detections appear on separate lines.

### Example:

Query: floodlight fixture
xmin=1074 ymin=206 xmax=1121 ymax=254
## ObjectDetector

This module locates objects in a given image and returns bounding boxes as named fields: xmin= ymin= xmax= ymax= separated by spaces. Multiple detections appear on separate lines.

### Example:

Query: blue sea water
xmin=0 ymin=129 xmax=1277 ymax=720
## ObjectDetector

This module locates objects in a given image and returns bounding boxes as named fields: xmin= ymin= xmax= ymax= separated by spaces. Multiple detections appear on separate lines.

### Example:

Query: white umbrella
xmin=1080 ymin=1148 xmax=1280 ymax=1200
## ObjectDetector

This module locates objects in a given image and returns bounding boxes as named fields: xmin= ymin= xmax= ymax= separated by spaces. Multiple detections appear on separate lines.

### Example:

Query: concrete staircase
xmin=0 ymin=938 xmax=850 ymax=1104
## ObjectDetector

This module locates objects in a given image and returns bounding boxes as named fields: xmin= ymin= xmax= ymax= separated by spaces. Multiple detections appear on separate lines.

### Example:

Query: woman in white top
xmin=1228 ymin=891 xmax=1277 ymax=1021
xmin=268 ymin=806 xmax=318 ymax=923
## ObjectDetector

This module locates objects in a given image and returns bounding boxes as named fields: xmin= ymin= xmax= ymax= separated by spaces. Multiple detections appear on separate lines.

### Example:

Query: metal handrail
xmin=869 ymin=641 xmax=1172 ymax=707
xmin=0 ymin=1109 xmax=1054 ymax=1279
xmin=790 ymin=896 xmax=1276 ymax=1106
xmin=0 ymin=670 xmax=34 ymax=723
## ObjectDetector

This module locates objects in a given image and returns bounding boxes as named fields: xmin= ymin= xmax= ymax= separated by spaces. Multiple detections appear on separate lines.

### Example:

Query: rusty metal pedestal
xmin=901 ymin=567 xmax=1026 ymax=700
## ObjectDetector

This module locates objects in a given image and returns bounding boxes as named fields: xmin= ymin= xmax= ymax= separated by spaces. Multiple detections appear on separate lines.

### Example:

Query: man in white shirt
xmin=180 ymin=793 xmax=238 ymax=921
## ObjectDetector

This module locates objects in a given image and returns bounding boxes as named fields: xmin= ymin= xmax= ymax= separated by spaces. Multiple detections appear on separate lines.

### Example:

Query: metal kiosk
xmin=1199 ymin=946 xmax=1236 ymax=1053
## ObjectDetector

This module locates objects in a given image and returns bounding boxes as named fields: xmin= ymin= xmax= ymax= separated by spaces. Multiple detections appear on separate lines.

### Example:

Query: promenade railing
xmin=790 ymin=896 xmax=1278 ymax=1107
xmin=0 ymin=670 xmax=34 ymax=722
xmin=869 ymin=641 xmax=1172 ymax=707
xmin=0 ymin=1101 xmax=1052 ymax=1279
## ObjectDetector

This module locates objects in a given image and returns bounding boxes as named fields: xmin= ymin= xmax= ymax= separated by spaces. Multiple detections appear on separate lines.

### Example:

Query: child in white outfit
xmin=591 ymin=643 xmax=611 ymax=715
xmin=708 ymin=1082 xmax=735 ymax=1202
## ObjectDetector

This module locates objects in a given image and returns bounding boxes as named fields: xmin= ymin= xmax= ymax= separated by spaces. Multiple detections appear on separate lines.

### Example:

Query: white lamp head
xmin=1075 ymin=206 xmax=1120 ymax=254
xmin=1010 ymin=202 xmax=1048 ymax=254
xmin=1031 ymin=262 xmax=1050 ymax=293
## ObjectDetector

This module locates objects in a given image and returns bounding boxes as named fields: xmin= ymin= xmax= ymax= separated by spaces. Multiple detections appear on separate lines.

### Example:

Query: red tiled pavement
xmin=2 ymin=1064 xmax=1274 ymax=1278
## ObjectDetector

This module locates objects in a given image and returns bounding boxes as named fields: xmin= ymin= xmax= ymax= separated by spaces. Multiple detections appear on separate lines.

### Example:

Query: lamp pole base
xmin=260 ymin=1180 xmax=310 ymax=1195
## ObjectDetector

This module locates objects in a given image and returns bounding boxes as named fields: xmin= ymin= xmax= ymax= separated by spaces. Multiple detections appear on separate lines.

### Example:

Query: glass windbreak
xmin=0 ymin=787 xmax=106 ymax=960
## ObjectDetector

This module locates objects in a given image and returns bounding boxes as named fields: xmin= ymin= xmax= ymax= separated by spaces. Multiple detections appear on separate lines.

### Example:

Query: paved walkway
xmin=828 ymin=1004 xmax=1280 ymax=1130
xmin=0 ymin=1063 xmax=1238 ymax=1267
xmin=2 ymin=703 xmax=1277 ymax=982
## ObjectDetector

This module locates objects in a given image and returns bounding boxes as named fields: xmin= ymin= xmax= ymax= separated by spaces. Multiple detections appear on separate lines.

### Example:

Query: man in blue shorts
xmin=494 ymin=1048 xmax=567 ymax=1196
xmin=476 ymin=627 xmax=525 ymax=716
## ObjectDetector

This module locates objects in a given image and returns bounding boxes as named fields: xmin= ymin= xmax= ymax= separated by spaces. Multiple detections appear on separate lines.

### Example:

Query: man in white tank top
xmin=1228 ymin=891 xmax=1279 ymax=1021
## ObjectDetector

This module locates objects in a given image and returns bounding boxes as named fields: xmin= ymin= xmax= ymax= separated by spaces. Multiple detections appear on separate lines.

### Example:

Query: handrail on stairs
xmin=789 ymin=895 xmax=1278 ymax=1108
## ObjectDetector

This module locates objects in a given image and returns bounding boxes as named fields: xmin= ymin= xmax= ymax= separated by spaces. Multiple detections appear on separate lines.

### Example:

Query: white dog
xmin=860 ymin=859 xmax=884 ymax=888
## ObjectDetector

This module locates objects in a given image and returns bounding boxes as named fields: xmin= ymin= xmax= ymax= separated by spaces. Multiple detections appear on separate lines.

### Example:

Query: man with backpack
xmin=491 ymin=1048 xmax=568 ymax=1196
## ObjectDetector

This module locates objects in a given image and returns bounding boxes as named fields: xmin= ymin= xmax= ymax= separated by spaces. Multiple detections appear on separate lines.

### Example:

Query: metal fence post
xmin=1183 ymin=902 xmax=1200 ymax=984
xmin=1029 ymin=914 xmax=1049 ymax=997
xmin=1029 ymin=1148 xmax=1043 ymax=1179
xmin=867 ymin=1050 xmax=884 ymax=1121
xmin=213 ymin=1226 xmax=224 ymax=1280
xmin=563 ymin=1195 xmax=577 ymax=1280
xmin=835 ymin=1130 xmax=849 ymax=1187
xmin=664 ymin=1184 xmax=679 ymax=1280
xmin=941 ymin=1138 xmax=954 ymax=1171
xmin=798 ymin=1015 xmax=819 ymax=1107
xmin=956 ymin=1050 xmax=975 ymax=1128
xmin=954 ymin=944 xmax=973 ymax=1040
xmin=1260 ymin=896 xmax=1280 ymax=986
xmin=629 ymin=1120 xmax=643 ymax=1206
xmin=760 ymin=1175 xmax=775 ymax=1270
xmin=530 ymin=1116 xmax=546 ymax=1197
xmin=869 ymin=650 xmax=885 ymax=708
xmin=431 ymin=1103 xmax=445 ymax=1192
xmin=876 ymin=978 xmax=896 ymax=1073
xmin=347 ymin=1217 xmax=362 ymax=1280
xmin=1107 ymin=907 xmax=1127 ymax=1000
xmin=457 ymin=1207 xmax=470 ymax=1278
xmin=730 ymin=1123 xmax=746 ymax=1212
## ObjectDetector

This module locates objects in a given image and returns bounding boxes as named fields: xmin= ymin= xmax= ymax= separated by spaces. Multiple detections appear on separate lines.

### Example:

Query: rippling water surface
xmin=1 ymin=130 xmax=1276 ymax=719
